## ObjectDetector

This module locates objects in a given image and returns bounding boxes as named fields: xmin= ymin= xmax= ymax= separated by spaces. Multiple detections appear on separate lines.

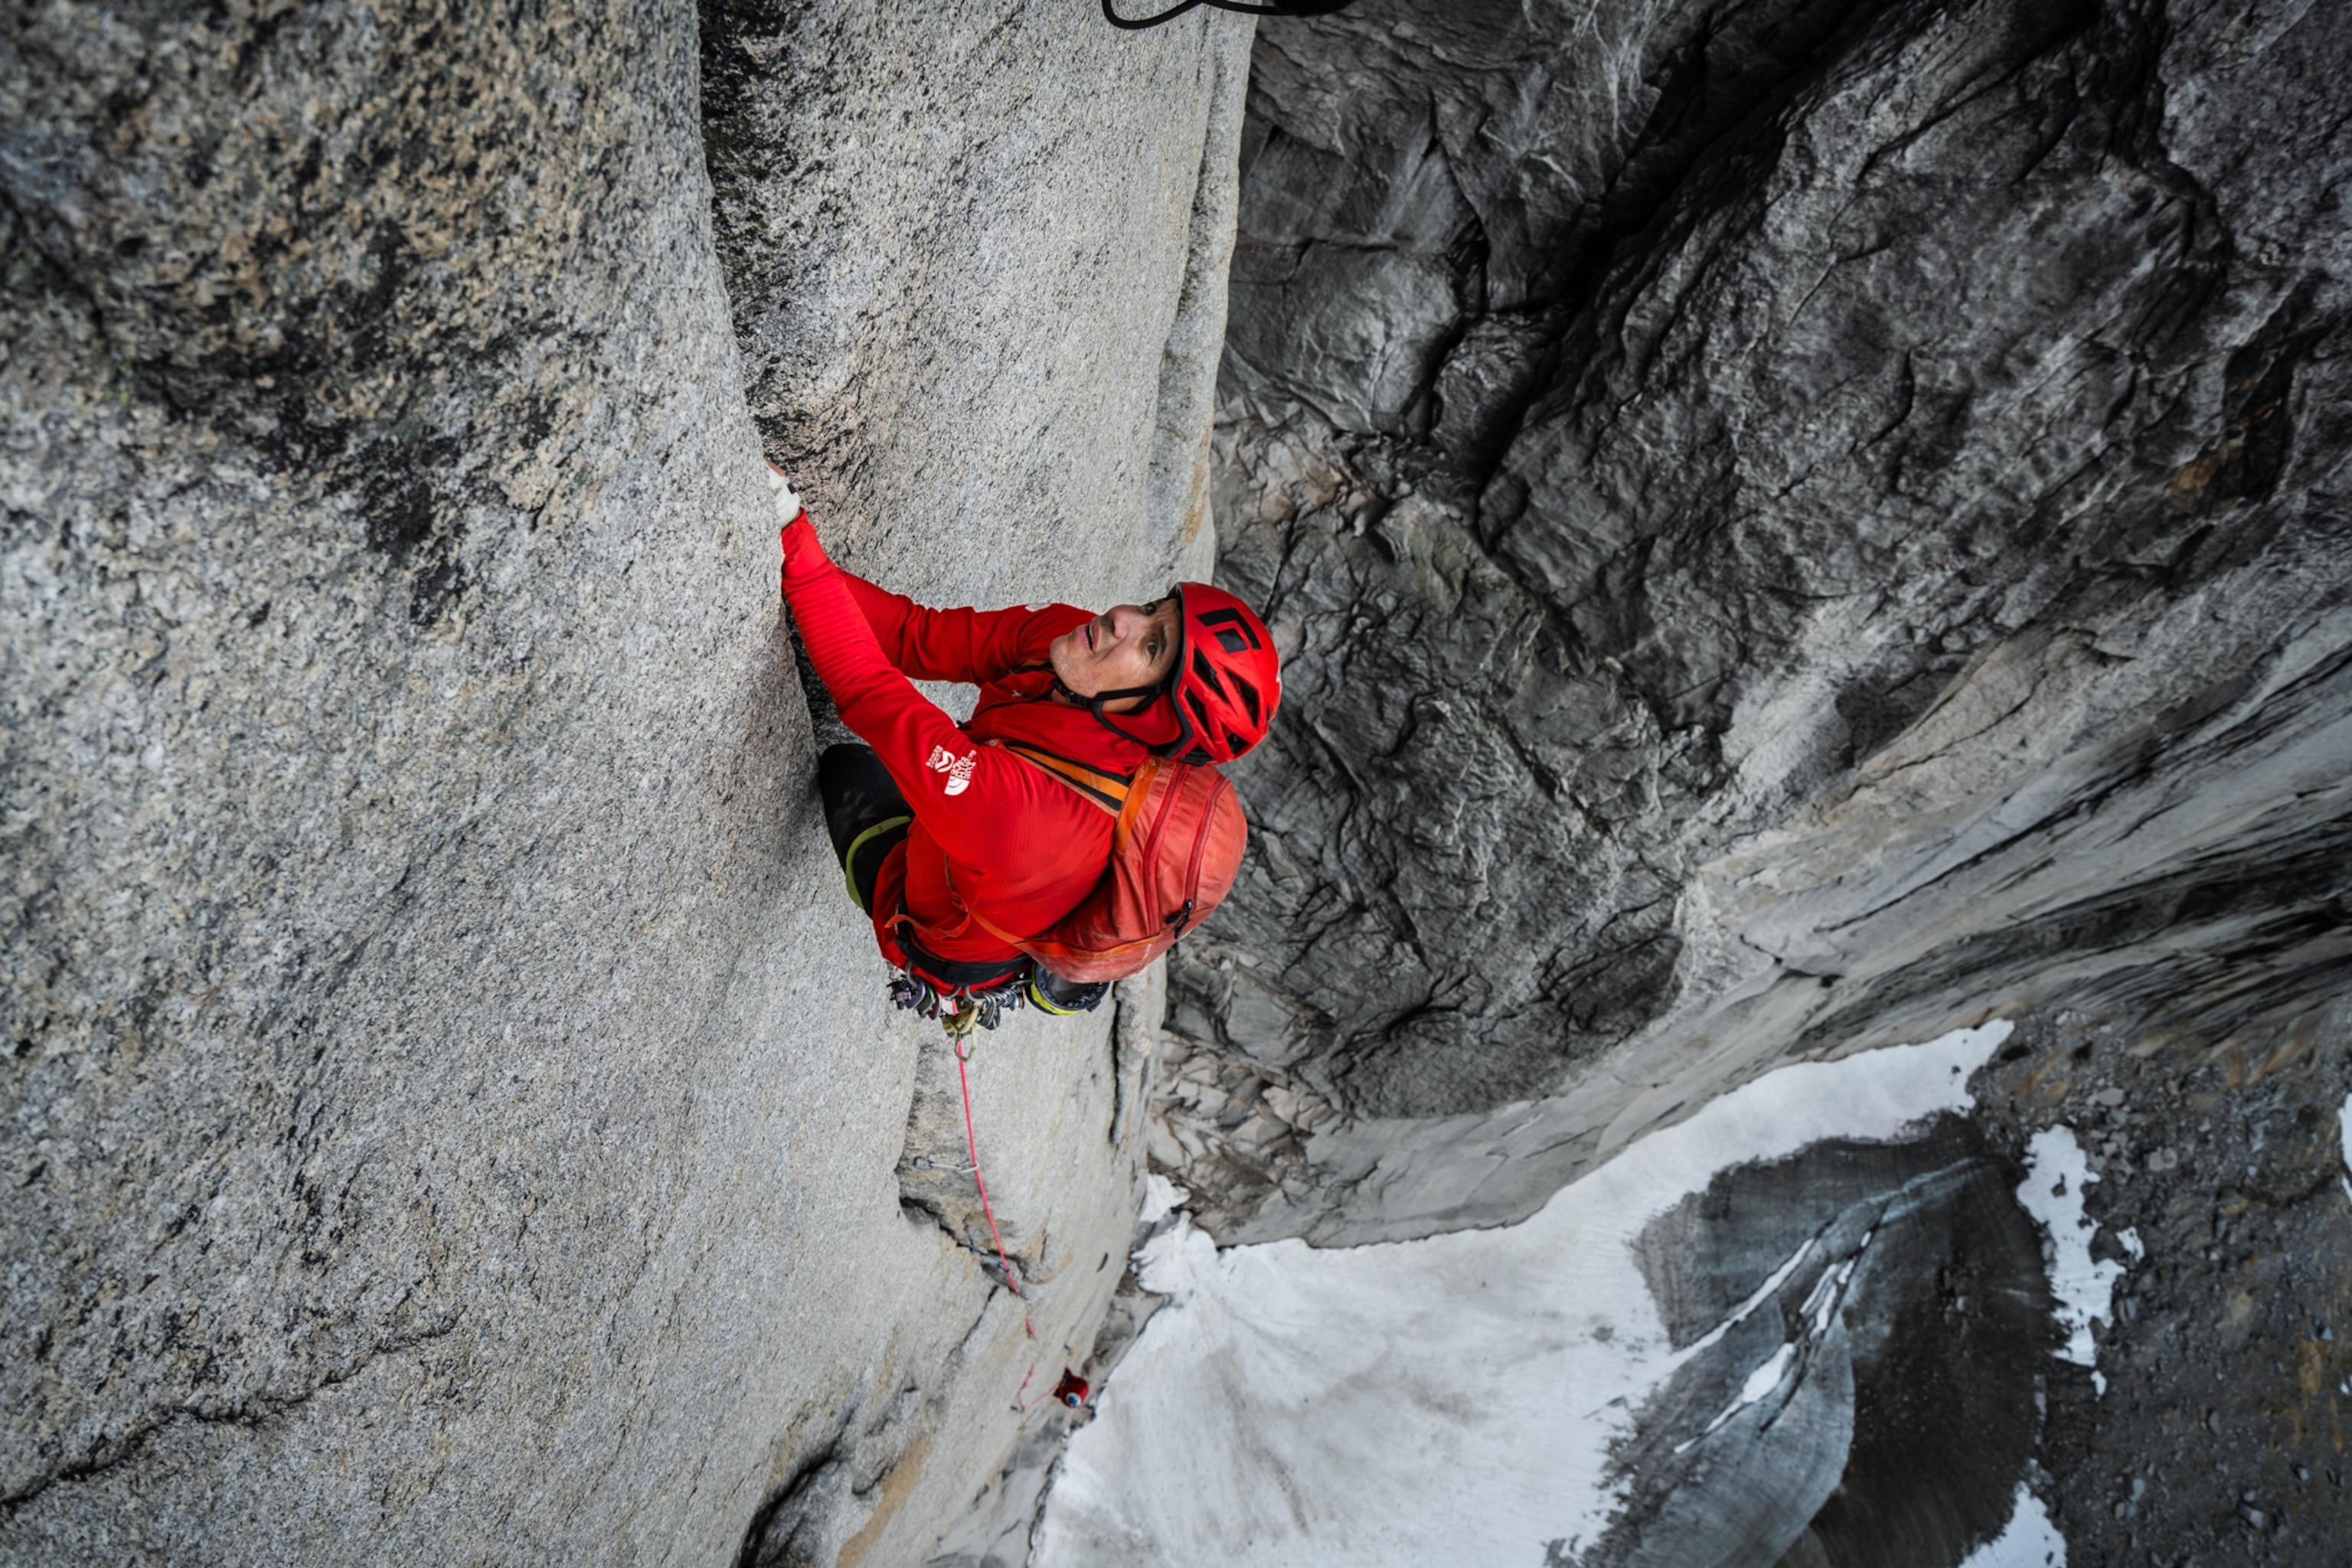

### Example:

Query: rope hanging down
xmin=955 ymin=1031 xmax=1041 ymax=1409
xmin=1102 ymin=0 xmax=1360 ymax=31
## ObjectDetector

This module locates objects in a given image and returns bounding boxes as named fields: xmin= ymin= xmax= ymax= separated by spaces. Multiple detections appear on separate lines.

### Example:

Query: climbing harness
xmin=890 ymin=967 xmax=1029 ymax=1034
xmin=952 ymin=1025 xmax=1043 ymax=1410
xmin=1102 ymin=0 xmax=1360 ymax=31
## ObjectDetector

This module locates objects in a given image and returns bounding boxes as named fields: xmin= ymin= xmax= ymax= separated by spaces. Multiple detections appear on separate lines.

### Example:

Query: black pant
xmin=818 ymin=744 xmax=910 ymax=915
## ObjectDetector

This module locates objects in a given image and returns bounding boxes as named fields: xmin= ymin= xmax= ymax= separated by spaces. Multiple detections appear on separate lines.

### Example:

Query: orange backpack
xmin=962 ymin=741 xmax=1247 ymax=984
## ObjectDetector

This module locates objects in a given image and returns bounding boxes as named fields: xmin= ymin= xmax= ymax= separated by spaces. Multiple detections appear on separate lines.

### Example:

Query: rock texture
xmin=1159 ymin=0 xmax=2350 ymax=1240
xmin=1142 ymin=0 xmax=2352 ymax=1560
xmin=1 ymin=2 xmax=1246 ymax=1562
xmin=1597 ymin=1125 xmax=2050 ymax=1568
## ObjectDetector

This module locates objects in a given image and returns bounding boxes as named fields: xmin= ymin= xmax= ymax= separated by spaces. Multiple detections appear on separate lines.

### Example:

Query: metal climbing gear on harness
xmin=891 ymin=968 xmax=1029 ymax=1036
xmin=1102 ymin=0 xmax=1360 ymax=31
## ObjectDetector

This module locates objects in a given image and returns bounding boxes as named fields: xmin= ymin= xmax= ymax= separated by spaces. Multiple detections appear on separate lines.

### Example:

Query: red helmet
xmin=1164 ymin=582 xmax=1280 ymax=764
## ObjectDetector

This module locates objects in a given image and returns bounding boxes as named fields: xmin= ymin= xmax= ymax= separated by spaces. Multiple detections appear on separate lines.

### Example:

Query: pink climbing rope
xmin=954 ymin=1034 xmax=1040 ymax=1408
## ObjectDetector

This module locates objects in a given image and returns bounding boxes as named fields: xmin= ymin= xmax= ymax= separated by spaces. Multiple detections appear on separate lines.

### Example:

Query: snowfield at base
xmin=1958 ymin=1483 xmax=2067 ymax=1567
xmin=1034 ymin=1023 xmax=2027 ymax=1568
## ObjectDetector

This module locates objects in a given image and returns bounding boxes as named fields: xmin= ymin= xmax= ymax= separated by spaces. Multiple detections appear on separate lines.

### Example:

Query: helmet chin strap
xmin=1054 ymin=671 xmax=1174 ymax=743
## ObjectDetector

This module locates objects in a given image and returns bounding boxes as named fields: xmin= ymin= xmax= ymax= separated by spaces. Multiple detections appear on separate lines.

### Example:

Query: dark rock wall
xmin=1964 ymin=1003 xmax=2352 ymax=1566
xmin=1147 ymin=0 xmax=2352 ymax=1560
xmin=1603 ymin=1128 xmax=2050 ymax=1568
xmin=1158 ymin=0 xmax=2352 ymax=1237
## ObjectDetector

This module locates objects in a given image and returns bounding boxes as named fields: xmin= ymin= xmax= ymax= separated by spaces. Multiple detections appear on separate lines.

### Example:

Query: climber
xmin=767 ymin=459 xmax=1279 ymax=1031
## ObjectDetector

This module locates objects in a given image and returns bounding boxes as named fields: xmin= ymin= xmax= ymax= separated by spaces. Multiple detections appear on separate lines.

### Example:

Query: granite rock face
xmin=1 ymin=2 xmax=1246 ymax=1562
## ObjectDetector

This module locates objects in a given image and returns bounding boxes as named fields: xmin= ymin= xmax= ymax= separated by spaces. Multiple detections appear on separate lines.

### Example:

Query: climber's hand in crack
xmin=764 ymin=456 xmax=804 ymax=526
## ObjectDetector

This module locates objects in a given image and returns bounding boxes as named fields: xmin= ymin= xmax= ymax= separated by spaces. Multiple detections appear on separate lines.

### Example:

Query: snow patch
xmin=2014 ymin=1126 xmax=2127 ymax=1368
xmin=2339 ymin=1093 xmax=2351 ymax=1203
xmin=1034 ymin=1022 xmax=2014 ymax=1567
xmin=1958 ymin=1482 xmax=2066 ymax=1566
xmin=1138 ymin=1172 xmax=1189 ymax=1227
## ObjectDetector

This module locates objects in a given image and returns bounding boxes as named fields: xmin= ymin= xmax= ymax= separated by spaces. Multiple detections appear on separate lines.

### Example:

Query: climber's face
xmin=1050 ymin=595 xmax=1182 ymax=712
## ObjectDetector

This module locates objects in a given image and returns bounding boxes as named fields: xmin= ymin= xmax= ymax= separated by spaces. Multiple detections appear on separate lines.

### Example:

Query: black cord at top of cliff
xmin=1103 ymin=0 xmax=1359 ymax=31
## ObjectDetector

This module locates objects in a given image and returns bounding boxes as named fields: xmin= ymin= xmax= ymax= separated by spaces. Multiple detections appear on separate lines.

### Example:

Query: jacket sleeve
xmin=782 ymin=518 xmax=1050 ymax=874
xmin=838 ymin=568 xmax=1080 ymax=684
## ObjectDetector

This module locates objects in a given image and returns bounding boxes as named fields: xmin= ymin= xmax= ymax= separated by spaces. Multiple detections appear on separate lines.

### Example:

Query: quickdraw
xmin=889 ymin=968 xmax=1029 ymax=1036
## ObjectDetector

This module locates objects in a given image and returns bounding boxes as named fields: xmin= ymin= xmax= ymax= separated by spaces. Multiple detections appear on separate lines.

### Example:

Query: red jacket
xmin=781 ymin=514 xmax=1178 ymax=984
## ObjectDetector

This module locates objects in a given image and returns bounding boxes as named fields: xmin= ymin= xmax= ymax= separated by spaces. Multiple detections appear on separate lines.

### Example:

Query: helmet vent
xmin=1196 ymin=608 xmax=1263 ymax=650
xmin=1230 ymin=675 xmax=1261 ymax=725
xmin=1191 ymin=648 xmax=1227 ymax=696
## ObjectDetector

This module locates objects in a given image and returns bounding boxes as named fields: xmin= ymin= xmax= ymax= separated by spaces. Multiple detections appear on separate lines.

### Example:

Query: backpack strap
xmin=990 ymin=739 xmax=1134 ymax=815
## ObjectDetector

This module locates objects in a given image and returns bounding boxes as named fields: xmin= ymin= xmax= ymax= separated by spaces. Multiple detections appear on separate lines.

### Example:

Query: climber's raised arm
xmin=780 ymin=506 xmax=1078 ymax=874
xmin=837 ymin=570 xmax=1089 ymax=688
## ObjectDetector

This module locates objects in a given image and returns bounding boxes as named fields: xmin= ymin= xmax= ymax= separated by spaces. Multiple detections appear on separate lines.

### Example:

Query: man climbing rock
xmin=768 ymin=460 xmax=1279 ymax=1031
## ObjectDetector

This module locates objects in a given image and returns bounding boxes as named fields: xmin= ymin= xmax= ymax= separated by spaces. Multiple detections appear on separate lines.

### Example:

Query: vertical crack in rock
xmin=6 ymin=2 xmax=1249 ymax=1562
xmin=737 ymin=1437 xmax=851 ymax=1568
xmin=695 ymin=10 xmax=1256 ymax=1565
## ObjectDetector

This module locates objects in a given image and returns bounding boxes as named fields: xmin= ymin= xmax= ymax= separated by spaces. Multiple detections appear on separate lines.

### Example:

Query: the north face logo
xmin=926 ymin=744 xmax=978 ymax=796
